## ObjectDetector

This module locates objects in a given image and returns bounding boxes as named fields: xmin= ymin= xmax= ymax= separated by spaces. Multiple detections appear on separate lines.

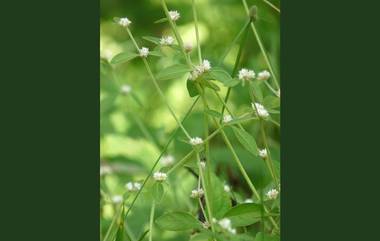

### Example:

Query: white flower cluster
xmin=184 ymin=42 xmax=193 ymax=52
xmin=224 ymin=185 xmax=231 ymax=193
xmin=223 ymin=115 xmax=233 ymax=124
xmin=160 ymin=155 xmax=175 ymax=166
xmin=160 ymin=36 xmax=175 ymax=46
xmin=200 ymin=161 xmax=206 ymax=169
xmin=190 ymin=60 xmax=211 ymax=80
xmin=244 ymin=199 xmax=253 ymax=203
xmin=153 ymin=171 xmax=167 ymax=182
xmin=139 ymin=47 xmax=149 ymax=58
xmin=252 ymin=102 xmax=269 ymax=118
xmin=257 ymin=70 xmax=271 ymax=81
xmin=238 ymin=68 xmax=256 ymax=82
xmin=190 ymin=188 xmax=204 ymax=198
xmin=118 ymin=17 xmax=131 ymax=27
xmin=125 ymin=182 xmax=141 ymax=192
xmin=121 ymin=84 xmax=132 ymax=95
xmin=258 ymin=148 xmax=268 ymax=159
xmin=169 ymin=10 xmax=180 ymax=21
xmin=266 ymin=189 xmax=279 ymax=200
xmin=190 ymin=137 xmax=203 ymax=146
xmin=217 ymin=218 xmax=236 ymax=234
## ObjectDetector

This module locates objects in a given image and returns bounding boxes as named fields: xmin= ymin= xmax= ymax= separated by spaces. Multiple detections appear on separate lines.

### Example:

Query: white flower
xmin=190 ymin=188 xmax=204 ymax=198
xmin=200 ymin=161 xmax=206 ymax=169
xmin=238 ymin=68 xmax=256 ymax=83
xmin=184 ymin=42 xmax=193 ymax=52
xmin=217 ymin=218 xmax=236 ymax=234
xmin=125 ymin=182 xmax=141 ymax=192
xmin=161 ymin=155 xmax=175 ymax=166
xmin=244 ymin=199 xmax=253 ymax=203
xmin=190 ymin=137 xmax=203 ymax=146
xmin=118 ymin=17 xmax=131 ymax=27
xmin=257 ymin=70 xmax=271 ymax=81
xmin=112 ymin=195 xmax=123 ymax=203
xmin=191 ymin=60 xmax=211 ymax=80
xmin=266 ymin=189 xmax=279 ymax=200
xmin=153 ymin=171 xmax=167 ymax=182
xmin=252 ymin=102 xmax=269 ymax=118
xmin=258 ymin=148 xmax=268 ymax=159
xmin=121 ymin=84 xmax=132 ymax=95
xmin=169 ymin=10 xmax=180 ymax=21
xmin=223 ymin=115 xmax=233 ymax=124
xmin=224 ymin=185 xmax=231 ymax=193
xmin=160 ymin=36 xmax=175 ymax=46
xmin=139 ymin=47 xmax=149 ymax=58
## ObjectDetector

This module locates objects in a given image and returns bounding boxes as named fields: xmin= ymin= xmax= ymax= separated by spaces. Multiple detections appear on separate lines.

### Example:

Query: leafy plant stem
xmin=149 ymin=201 xmax=156 ymax=241
xmin=192 ymin=0 xmax=202 ymax=64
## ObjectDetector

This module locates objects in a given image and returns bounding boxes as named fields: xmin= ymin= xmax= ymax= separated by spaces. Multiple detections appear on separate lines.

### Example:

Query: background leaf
xmin=231 ymin=126 xmax=259 ymax=156
xmin=155 ymin=211 xmax=201 ymax=231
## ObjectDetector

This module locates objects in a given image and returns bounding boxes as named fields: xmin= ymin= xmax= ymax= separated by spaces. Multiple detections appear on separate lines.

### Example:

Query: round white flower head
xmin=224 ymin=185 xmax=231 ymax=193
xmin=118 ymin=17 xmax=131 ymax=27
xmin=121 ymin=84 xmax=132 ymax=95
xmin=266 ymin=189 xmax=279 ymax=200
xmin=190 ymin=137 xmax=204 ymax=146
xmin=257 ymin=70 xmax=271 ymax=81
xmin=160 ymin=36 xmax=175 ymax=46
xmin=223 ymin=115 xmax=233 ymax=124
xmin=190 ymin=188 xmax=205 ymax=198
xmin=169 ymin=10 xmax=180 ymax=21
xmin=191 ymin=59 xmax=212 ymax=80
xmin=153 ymin=171 xmax=167 ymax=182
xmin=184 ymin=42 xmax=193 ymax=52
xmin=112 ymin=195 xmax=123 ymax=203
xmin=200 ymin=161 xmax=206 ymax=169
xmin=161 ymin=155 xmax=175 ymax=166
xmin=258 ymin=148 xmax=268 ymax=159
xmin=217 ymin=218 xmax=236 ymax=234
xmin=252 ymin=102 xmax=269 ymax=118
xmin=238 ymin=68 xmax=256 ymax=83
xmin=201 ymin=59 xmax=211 ymax=72
xmin=244 ymin=198 xmax=253 ymax=203
xmin=139 ymin=47 xmax=149 ymax=58
xmin=125 ymin=182 xmax=141 ymax=192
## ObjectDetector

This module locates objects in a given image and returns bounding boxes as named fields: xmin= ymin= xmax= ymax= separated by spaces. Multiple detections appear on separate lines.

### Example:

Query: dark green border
xmin=1 ymin=0 xmax=99 ymax=240
xmin=282 ymin=0 xmax=380 ymax=240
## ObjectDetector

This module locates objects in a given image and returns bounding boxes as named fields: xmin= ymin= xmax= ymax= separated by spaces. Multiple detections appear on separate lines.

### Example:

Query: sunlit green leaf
xmin=156 ymin=64 xmax=191 ymax=80
xmin=111 ymin=52 xmax=139 ymax=64
xmin=231 ymin=126 xmax=259 ymax=156
xmin=155 ymin=211 xmax=201 ymax=231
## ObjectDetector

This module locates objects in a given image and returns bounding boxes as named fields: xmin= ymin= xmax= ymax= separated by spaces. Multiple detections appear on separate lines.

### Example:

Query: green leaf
xmin=209 ymin=67 xmax=233 ymax=85
xmin=149 ymin=50 xmax=164 ymax=57
xmin=156 ymin=64 xmax=191 ymax=80
xmin=190 ymin=231 xmax=213 ymax=241
xmin=251 ymin=81 xmax=263 ymax=102
xmin=205 ymin=109 xmax=223 ymax=118
xmin=137 ymin=230 xmax=149 ymax=241
xmin=154 ymin=17 xmax=168 ymax=24
xmin=231 ymin=126 xmax=259 ymax=156
xmin=152 ymin=182 xmax=164 ymax=203
xmin=254 ymin=232 xmax=280 ymax=241
xmin=227 ymin=115 xmax=256 ymax=126
xmin=155 ymin=211 xmax=201 ymax=231
xmin=202 ymin=80 xmax=220 ymax=91
xmin=263 ymin=95 xmax=280 ymax=109
xmin=186 ymin=79 xmax=199 ymax=97
xmin=142 ymin=36 xmax=161 ymax=45
xmin=224 ymin=78 xmax=241 ymax=87
xmin=224 ymin=203 xmax=262 ymax=227
xmin=208 ymin=173 xmax=231 ymax=219
xmin=111 ymin=52 xmax=139 ymax=64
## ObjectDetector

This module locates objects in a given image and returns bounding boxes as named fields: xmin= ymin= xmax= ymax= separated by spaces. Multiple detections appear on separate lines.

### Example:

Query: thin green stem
xmin=192 ymin=0 xmax=202 ymax=63
xmin=242 ymin=0 xmax=280 ymax=90
xmin=125 ymin=27 xmax=191 ymax=139
xmin=167 ymin=150 xmax=194 ymax=175
xmin=262 ymin=0 xmax=281 ymax=13
xmin=149 ymin=201 xmax=156 ymax=241
xmin=123 ymin=97 xmax=200 ymax=219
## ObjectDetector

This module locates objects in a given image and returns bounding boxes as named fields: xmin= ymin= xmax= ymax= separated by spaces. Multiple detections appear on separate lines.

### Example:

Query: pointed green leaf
xmin=264 ymin=95 xmax=280 ymax=109
xmin=149 ymin=50 xmax=164 ymax=57
xmin=154 ymin=18 xmax=168 ymax=24
xmin=231 ymin=126 xmax=258 ymax=156
xmin=209 ymin=67 xmax=233 ymax=85
xmin=157 ymin=64 xmax=191 ymax=80
xmin=142 ymin=36 xmax=161 ymax=45
xmin=111 ymin=52 xmax=139 ymax=64
xmin=205 ymin=109 xmax=223 ymax=118
xmin=137 ymin=230 xmax=149 ymax=241
xmin=155 ymin=211 xmax=201 ymax=231
xmin=186 ymin=79 xmax=199 ymax=97
xmin=224 ymin=203 xmax=262 ymax=227
xmin=208 ymin=173 xmax=231 ymax=219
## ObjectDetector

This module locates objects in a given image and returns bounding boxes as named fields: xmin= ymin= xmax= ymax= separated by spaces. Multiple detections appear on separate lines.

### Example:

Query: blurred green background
xmin=100 ymin=0 xmax=280 ymax=240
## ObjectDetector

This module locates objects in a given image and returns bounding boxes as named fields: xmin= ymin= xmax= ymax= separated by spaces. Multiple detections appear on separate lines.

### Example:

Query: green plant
xmin=100 ymin=1 xmax=280 ymax=240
